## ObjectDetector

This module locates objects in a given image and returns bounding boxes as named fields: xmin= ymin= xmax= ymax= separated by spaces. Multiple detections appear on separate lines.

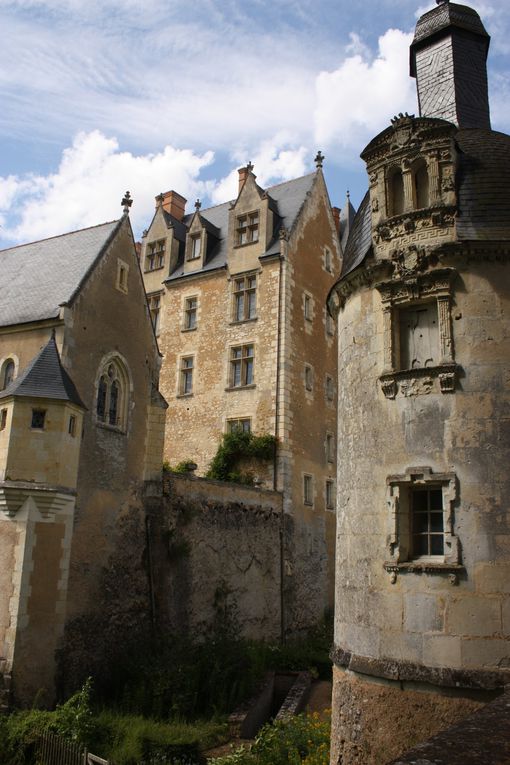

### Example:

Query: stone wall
xmin=146 ymin=474 xmax=283 ymax=641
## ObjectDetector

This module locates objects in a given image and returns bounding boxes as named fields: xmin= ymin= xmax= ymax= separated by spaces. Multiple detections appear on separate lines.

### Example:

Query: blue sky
xmin=1 ymin=0 xmax=509 ymax=247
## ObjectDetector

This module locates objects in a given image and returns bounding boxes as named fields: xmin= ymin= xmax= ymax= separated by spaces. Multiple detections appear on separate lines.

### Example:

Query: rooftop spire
xmin=121 ymin=191 xmax=133 ymax=215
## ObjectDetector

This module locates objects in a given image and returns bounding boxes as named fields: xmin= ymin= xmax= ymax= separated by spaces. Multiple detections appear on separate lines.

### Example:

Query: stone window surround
xmin=147 ymin=291 xmax=162 ymax=336
xmin=325 ymin=479 xmax=335 ymax=510
xmin=0 ymin=408 xmax=7 ymax=431
xmin=304 ymin=363 xmax=313 ymax=392
xmin=187 ymin=232 xmax=202 ymax=262
xmin=178 ymin=355 xmax=194 ymax=397
xmin=226 ymin=417 xmax=251 ymax=434
xmin=303 ymin=473 xmax=314 ymax=506
xmin=0 ymin=356 xmax=17 ymax=390
xmin=227 ymin=343 xmax=255 ymax=390
xmin=182 ymin=294 xmax=198 ymax=331
xmin=116 ymin=259 xmax=129 ymax=294
xmin=31 ymin=408 xmax=46 ymax=430
xmin=326 ymin=432 xmax=335 ymax=463
xmin=235 ymin=210 xmax=259 ymax=247
xmin=94 ymin=351 xmax=132 ymax=433
xmin=232 ymin=273 xmax=257 ymax=323
xmin=303 ymin=291 xmax=313 ymax=322
xmin=376 ymin=267 xmax=458 ymax=399
xmin=384 ymin=466 xmax=462 ymax=582
xmin=145 ymin=239 xmax=165 ymax=272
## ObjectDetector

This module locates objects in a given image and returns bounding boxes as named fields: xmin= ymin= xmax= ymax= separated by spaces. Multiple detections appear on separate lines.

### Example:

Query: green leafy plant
xmin=163 ymin=460 xmax=197 ymax=474
xmin=206 ymin=432 xmax=276 ymax=484
xmin=210 ymin=711 xmax=330 ymax=765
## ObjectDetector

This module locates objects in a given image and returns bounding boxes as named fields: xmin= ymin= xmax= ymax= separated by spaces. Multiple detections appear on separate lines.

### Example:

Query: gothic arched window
xmin=95 ymin=357 xmax=129 ymax=431
xmin=1 ymin=359 xmax=15 ymax=390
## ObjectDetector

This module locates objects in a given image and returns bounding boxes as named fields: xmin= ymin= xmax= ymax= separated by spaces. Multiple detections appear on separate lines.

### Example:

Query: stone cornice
xmin=331 ymin=645 xmax=510 ymax=691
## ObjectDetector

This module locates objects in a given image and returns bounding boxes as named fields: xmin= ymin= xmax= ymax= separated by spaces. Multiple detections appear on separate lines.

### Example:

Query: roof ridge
xmin=0 ymin=219 xmax=120 ymax=254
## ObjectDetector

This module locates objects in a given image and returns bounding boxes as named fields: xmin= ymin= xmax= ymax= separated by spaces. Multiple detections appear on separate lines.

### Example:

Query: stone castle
xmin=0 ymin=0 xmax=508 ymax=762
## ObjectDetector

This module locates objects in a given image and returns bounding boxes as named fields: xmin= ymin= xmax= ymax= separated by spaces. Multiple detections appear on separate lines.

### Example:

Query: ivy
xmin=206 ymin=431 xmax=276 ymax=485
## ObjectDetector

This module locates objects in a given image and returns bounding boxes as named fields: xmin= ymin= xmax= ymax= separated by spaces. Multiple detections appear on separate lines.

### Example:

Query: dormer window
xmin=188 ymin=234 xmax=202 ymax=261
xmin=145 ymin=240 xmax=165 ymax=271
xmin=236 ymin=212 xmax=259 ymax=246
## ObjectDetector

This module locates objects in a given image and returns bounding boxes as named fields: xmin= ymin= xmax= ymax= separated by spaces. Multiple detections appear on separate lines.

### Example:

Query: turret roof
xmin=0 ymin=335 xmax=85 ymax=407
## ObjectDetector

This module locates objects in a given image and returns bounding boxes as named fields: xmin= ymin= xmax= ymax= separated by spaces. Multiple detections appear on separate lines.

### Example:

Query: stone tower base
xmin=330 ymin=666 xmax=493 ymax=765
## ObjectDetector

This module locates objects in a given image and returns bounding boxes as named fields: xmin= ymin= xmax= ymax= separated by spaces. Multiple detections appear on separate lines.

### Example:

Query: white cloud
xmin=0 ymin=130 xmax=310 ymax=245
xmin=0 ymin=131 xmax=214 ymax=244
xmin=314 ymin=29 xmax=417 ymax=156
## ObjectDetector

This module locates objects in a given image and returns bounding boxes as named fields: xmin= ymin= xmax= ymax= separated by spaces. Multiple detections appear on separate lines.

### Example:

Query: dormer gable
xmin=141 ymin=191 xmax=187 ymax=288
xmin=227 ymin=163 xmax=276 ymax=274
xmin=183 ymin=200 xmax=210 ymax=273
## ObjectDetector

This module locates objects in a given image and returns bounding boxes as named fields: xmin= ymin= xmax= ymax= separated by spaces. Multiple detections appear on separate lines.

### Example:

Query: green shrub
xmin=210 ymin=711 xmax=330 ymax=765
xmin=206 ymin=432 xmax=276 ymax=484
xmin=163 ymin=460 xmax=197 ymax=474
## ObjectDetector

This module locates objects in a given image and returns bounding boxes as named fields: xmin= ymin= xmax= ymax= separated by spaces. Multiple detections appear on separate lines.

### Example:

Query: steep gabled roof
xmin=0 ymin=335 xmax=85 ymax=407
xmin=340 ymin=192 xmax=372 ymax=278
xmin=165 ymin=172 xmax=317 ymax=282
xmin=0 ymin=220 xmax=122 ymax=327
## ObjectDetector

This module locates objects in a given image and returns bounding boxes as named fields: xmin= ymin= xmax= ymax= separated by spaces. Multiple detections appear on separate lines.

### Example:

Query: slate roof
xmin=455 ymin=128 xmax=510 ymax=241
xmin=411 ymin=2 xmax=489 ymax=49
xmin=340 ymin=192 xmax=372 ymax=278
xmin=0 ymin=220 xmax=122 ymax=327
xmin=0 ymin=335 xmax=85 ymax=407
xmin=165 ymin=172 xmax=317 ymax=282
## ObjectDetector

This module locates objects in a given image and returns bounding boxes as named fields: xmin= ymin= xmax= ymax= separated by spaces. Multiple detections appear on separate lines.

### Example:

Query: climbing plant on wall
xmin=206 ymin=431 xmax=276 ymax=484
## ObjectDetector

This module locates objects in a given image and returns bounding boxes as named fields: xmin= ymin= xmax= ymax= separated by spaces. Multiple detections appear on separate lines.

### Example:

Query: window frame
xmin=326 ymin=479 xmax=335 ymax=510
xmin=303 ymin=293 xmax=313 ymax=322
xmin=227 ymin=418 xmax=251 ymax=434
xmin=229 ymin=344 xmax=255 ymax=389
xmin=236 ymin=211 xmax=259 ymax=246
xmin=303 ymin=474 xmax=314 ymax=506
xmin=148 ymin=292 xmax=162 ymax=335
xmin=116 ymin=259 xmax=129 ymax=294
xmin=304 ymin=364 xmax=313 ymax=392
xmin=188 ymin=233 xmax=202 ymax=261
xmin=145 ymin=239 xmax=166 ymax=272
xmin=376 ymin=269 xmax=457 ymax=399
xmin=31 ymin=408 xmax=46 ymax=430
xmin=95 ymin=355 xmax=130 ymax=432
xmin=179 ymin=355 xmax=194 ymax=396
xmin=326 ymin=432 xmax=335 ymax=463
xmin=1 ymin=359 xmax=15 ymax=390
xmin=385 ymin=467 xmax=462 ymax=578
xmin=232 ymin=274 xmax=257 ymax=323
xmin=183 ymin=296 xmax=198 ymax=331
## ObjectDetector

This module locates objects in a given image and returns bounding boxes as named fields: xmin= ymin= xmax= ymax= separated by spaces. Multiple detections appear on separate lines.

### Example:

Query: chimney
xmin=331 ymin=206 xmax=341 ymax=234
xmin=238 ymin=162 xmax=255 ymax=194
xmin=156 ymin=190 xmax=187 ymax=221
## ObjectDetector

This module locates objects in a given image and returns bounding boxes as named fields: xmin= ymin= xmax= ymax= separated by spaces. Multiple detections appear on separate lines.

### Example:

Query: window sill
xmin=225 ymin=384 xmax=256 ymax=392
xmin=304 ymin=501 xmax=314 ymax=507
xmin=379 ymin=362 xmax=458 ymax=399
xmin=176 ymin=393 xmax=193 ymax=399
xmin=384 ymin=560 xmax=465 ymax=584
xmin=181 ymin=326 xmax=197 ymax=333
xmin=144 ymin=266 xmax=165 ymax=273
xmin=229 ymin=318 xmax=258 ymax=326
xmin=234 ymin=241 xmax=259 ymax=249
xmin=96 ymin=421 xmax=126 ymax=435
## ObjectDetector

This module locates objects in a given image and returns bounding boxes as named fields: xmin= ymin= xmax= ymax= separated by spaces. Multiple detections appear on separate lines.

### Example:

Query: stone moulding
xmin=0 ymin=480 xmax=76 ymax=518
xmin=379 ymin=362 xmax=459 ymax=398
xmin=330 ymin=646 xmax=510 ymax=691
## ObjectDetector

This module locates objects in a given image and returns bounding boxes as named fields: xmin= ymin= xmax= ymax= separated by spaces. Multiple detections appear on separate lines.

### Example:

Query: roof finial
xmin=246 ymin=161 xmax=254 ymax=172
xmin=121 ymin=191 xmax=133 ymax=215
xmin=346 ymin=189 xmax=350 ymax=200
xmin=314 ymin=151 xmax=324 ymax=169
xmin=436 ymin=0 xmax=448 ymax=4
xmin=195 ymin=199 xmax=201 ymax=212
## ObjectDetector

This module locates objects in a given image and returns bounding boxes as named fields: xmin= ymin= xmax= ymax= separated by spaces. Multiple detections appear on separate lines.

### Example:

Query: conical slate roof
xmin=0 ymin=335 xmax=85 ymax=408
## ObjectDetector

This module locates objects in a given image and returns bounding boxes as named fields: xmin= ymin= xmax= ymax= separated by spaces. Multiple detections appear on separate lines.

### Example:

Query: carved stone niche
xmin=376 ymin=267 xmax=459 ymax=398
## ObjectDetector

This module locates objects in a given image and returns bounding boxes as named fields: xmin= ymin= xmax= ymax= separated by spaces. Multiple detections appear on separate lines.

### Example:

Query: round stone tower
xmin=328 ymin=3 xmax=510 ymax=763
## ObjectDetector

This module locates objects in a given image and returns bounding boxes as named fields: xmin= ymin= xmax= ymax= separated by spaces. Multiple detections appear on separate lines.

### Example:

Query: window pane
xmin=430 ymin=535 xmax=444 ymax=555
xmin=413 ymin=535 xmax=428 ymax=556
xmin=235 ymin=294 xmax=244 ymax=321
xmin=430 ymin=489 xmax=443 ymax=510
xmin=412 ymin=491 xmax=428 ymax=512
xmin=430 ymin=512 xmax=444 ymax=532
xmin=97 ymin=377 xmax=107 ymax=420
xmin=413 ymin=512 xmax=429 ymax=534
xmin=248 ymin=291 xmax=256 ymax=318
xmin=245 ymin=358 xmax=253 ymax=385
xmin=233 ymin=361 xmax=241 ymax=386
xmin=109 ymin=380 xmax=119 ymax=425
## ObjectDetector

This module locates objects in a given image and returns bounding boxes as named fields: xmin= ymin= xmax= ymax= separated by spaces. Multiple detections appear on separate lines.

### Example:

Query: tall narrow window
xmin=326 ymin=375 xmax=335 ymax=402
xmin=0 ymin=409 xmax=7 ymax=431
xmin=326 ymin=433 xmax=335 ymax=463
xmin=233 ymin=275 xmax=257 ymax=322
xmin=236 ymin=212 xmax=259 ymax=245
xmin=97 ymin=376 xmax=107 ymax=421
xmin=184 ymin=296 xmax=198 ymax=330
xmin=325 ymin=248 xmax=332 ymax=273
xmin=109 ymin=379 xmax=119 ymax=425
xmin=304 ymin=364 xmax=313 ymax=392
xmin=1 ymin=360 xmax=14 ymax=390
xmin=188 ymin=234 xmax=201 ymax=261
xmin=230 ymin=345 xmax=254 ymax=388
xmin=413 ymin=160 xmax=430 ymax=209
xmin=412 ymin=487 xmax=444 ymax=557
xmin=180 ymin=357 xmax=194 ymax=395
xmin=304 ymin=294 xmax=312 ymax=322
xmin=68 ymin=415 xmax=76 ymax=437
xmin=326 ymin=480 xmax=335 ymax=510
xmin=303 ymin=474 xmax=313 ymax=506
xmin=389 ymin=168 xmax=404 ymax=216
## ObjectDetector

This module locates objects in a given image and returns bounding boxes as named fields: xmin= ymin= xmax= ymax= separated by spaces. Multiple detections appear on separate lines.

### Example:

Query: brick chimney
xmin=331 ymin=206 xmax=340 ymax=234
xmin=238 ymin=162 xmax=255 ymax=194
xmin=156 ymin=191 xmax=187 ymax=221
